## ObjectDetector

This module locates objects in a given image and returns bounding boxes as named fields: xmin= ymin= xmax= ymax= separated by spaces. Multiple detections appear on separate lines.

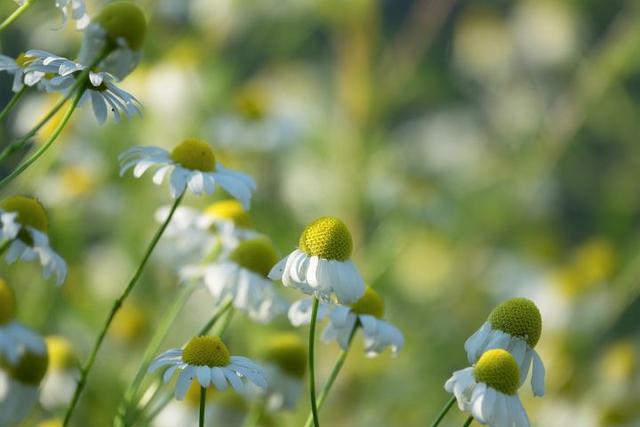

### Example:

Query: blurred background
xmin=1 ymin=0 xmax=640 ymax=425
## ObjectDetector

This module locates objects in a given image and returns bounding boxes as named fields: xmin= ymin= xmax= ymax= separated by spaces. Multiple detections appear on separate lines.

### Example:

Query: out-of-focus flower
xmin=149 ymin=336 xmax=266 ymax=398
xmin=153 ymin=382 xmax=215 ymax=427
xmin=598 ymin=340 xmax=636 ymax=386
xmin=181 ymin=238 xmax=287 ymax=323
xmin=465 ymin=298 xmax=545 ymax=397
xmin=110 ymin=303 xmax=147 ymax=344
xmin=0 ymin=196 xmax=67 ymax=286
xmin=37 ymin=419 xmax=63 ymax=427
xmin=13 ymin=0 xmax=90 ymax=29
xmin=0 ymin=50 xmax=77 ymax=93
xmin=81 ymin=71 xmax=142 ymax=124
xmin=287 ymin=297 xmax=330 ymax=327
xmin=269 ymin=216 xmax=365 ymax=304
xmin=40 ymin=336 xmax=77 ymax=409
xmin=445 ymin=349 xmax=530 ymax=427
xmin=119 ymin=139 xmax=256 ymax=206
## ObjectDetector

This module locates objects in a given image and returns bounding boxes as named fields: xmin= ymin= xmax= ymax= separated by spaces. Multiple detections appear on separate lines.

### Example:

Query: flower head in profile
xmin=82 ymin=71 xmax=142 ymax=124
xmin=0 ymin=196 xmax=67 ymax=285
xmin=149 ymin=336 xmax=267 ymax=399
xmin=0 ymin=279 xmax=47 ymax=364
xmin=181 ymin=237 xmax=287 ymax=323
xmin=40 ymin=336 xmax=77 ymax=409
xmin=445 ymin=349 xmax=530 ymax=427
xmin=269 ymin=216 xmax=365 ymax=304
xmin=78 ymin=1 xmax=147 ymax=80
xmin=0 ymin=50 xmax=78 ymax=93
xmin=119 ymin=139 xmax=256 ymax=206
xmin=0 ymin=340 xmax=49 ymax=426
xmin=465 ymin=298 xmax=545 ymax=396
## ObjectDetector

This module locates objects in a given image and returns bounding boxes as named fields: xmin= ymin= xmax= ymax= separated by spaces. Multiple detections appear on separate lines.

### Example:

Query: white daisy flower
xmin=268 ymin=216 xmax=365 ymax=304
xmin=180 ymin=238 xmax=287 ymax=323
xmin=152 ymin=382 xmax=217 ymax=427
xmin=0 ymin=196 xmax=68 ymax=286
xmin=287 ymin=297 xmax=330 ymax=327
xmin=0 ymin=50 xmax=81 ymax=93
xmin=0 ymin=279 xmax=47 ymax=365
xmin=148 ymin=336 xmax=267 ymax=399
xmin=119 ymin=139 xmax=257 ymax=207
xmin=445 ymin=349 xmax=531 ymax=427
xmin=0 ymin=53 xmax=27 ymax=92
xmin=81 ymin=71 xmax=142 ymax=124
xmin=465 ymin=298 xmax=545 ymax=397
xmin=13 ymin=0 xmax=89 ymax=29
xmin=0 ymin=345 xmax=49 ymax=427
xmin=78 ymin=2 xmax=146 ymax=80
xmin=40 ymin=336 xmax=77 ymax=409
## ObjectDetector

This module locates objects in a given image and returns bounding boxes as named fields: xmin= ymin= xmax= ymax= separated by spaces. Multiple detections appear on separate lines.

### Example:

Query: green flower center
xmin=204 ymin=200 xmax=251 ymax=228
xmin=473 ymin=349 xmax=519 ymax=395
xmin=350 ymin=287 xmax=385 ymax=318
xmin=46 ymin=336 xmax=76 ymax=371
xmin=228 ymin=238 xmax=279 ymax=278
xmin=488 ymin=297 xmax=542 ymax=348
xmin=94 ymin=2 xmax=147 ymax=51
xmin=299 ymin=217 xmax=353 ymax=261
xmin=4 ymin=350 xmax=49 ymax=385
xmin=0 ymin=279 xmax=16 ymax=325
xmin=0 ymin=195 xmax=48 ymax=233
xmin=182 ymin=336 xmax=230 ymax=367
xmin=170 ymin=138 xmax=217 ymax=172
xmin=263 ymin=334 xmax=307 ymax=378
xmin=15 ymin=53 xmax=35 ymax=68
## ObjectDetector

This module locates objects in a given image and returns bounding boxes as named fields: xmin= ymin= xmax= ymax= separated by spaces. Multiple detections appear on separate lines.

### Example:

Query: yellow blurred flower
xmin=110 ymin=303 xmax=147 ymax=344
xmin=598 ymin=340 xmax=636 ymax=384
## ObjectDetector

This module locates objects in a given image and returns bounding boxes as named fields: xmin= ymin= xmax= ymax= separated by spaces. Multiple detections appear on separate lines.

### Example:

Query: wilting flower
xmin=465 ymin=298 xmax=545 ymax=396
xmin=82 ymin=71 xmax=142 ymax=124
xmin=0 ymin=341 xmax=49 ymax=426
xmin=269 ymin=216 xmax=365 ymax=304
xmin=181 ymin=238 xmax=287 ymax=323
xmin=445 ymin=349 xmax=530 ymax=427
xmin=40 ymin=336 xmax=77 ymax=409
xmin=0 ymin=279 xmax=47 ymax=364
xmin=149 ymin=336 xmax=266 ymax=398
xmin=78 ymin=2 xmax=147 ymax=80
xmin=119 ymin=139 xmax=257 ymax=206
xmin=0 ymin=196 xmax=67 ymax=286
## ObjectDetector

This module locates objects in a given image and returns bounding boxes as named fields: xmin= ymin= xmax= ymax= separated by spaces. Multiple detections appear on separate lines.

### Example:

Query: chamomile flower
xmin=82 ymin=71 xmax=142 ymax=124
xmin=287 ymin=298 xmax=330 ymax=327
xmin=0 ymin=343 xmax=49 ymax=426
xmin=149 ymin=336 xmax=267 ymax=399
xmin=13 ymin=0 xmax=89 ymax=29
xmin=0 ymin=196 xmax=67 ymax=286
xmin=0 ymin=279 xmax=47 ymax=365
xmin=0 ymin=51 xmax=76 ymax=93
xmin=180 ymin=238 xmax=287 ymax=323
xmin=465 ymin=298 xmax=545 ymax=396
xmin=119 ymin=139 xmax=257 ymax=206
xmin=78 ymin=2 xmax=147 ymax=80
xmin=269 ymin=216 xmax=365 ymax=304
xmin=40 ymin=336 xmax=77 ymax=409
xmin=445 ymin=349 xmax=530 ymax=427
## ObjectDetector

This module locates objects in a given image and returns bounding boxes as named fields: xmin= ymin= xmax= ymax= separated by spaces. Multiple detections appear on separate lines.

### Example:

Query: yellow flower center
xmin=0 ymin=279 xmax=16 ymax=325
xmin=4 ymin=349 xmax=49 ymax=385
xmin=473 ymin=349 xmax=519 ymax=395
xmin=170 ymin=138 xmax=217 ymax=172
xmin=94 ymin=2 xmax=147 ymax=51
xmin=0 ymin=195 xmax=48 ymax=233
xmin=204 ymin=200 xmax=251 ymax=228
xmin=45 ymin=336 xmax=75 ymax=371
xmin=350 ymin=287 xmax=385 ymax=318
xmin=299 ymin=217 xmax=353 ymax=261
xmin=234 ymin=88 xmax=267 ymax=121
xmin=15 ymin=53 xmax=35 ymax=68
xmin=37 ymin=421 xmax=63 ymax=427
xmin=182 ymin=336 xmax=230 ymax=367
xmin=262 ymin=334 xmax=307 ymax=378
xmin=228 ymin=238 xmax=279 ymax=278
xmin=488 ymin=297 xmax=542 ymax=348
xmin=110 ymin=303 xmax=147 ymax=343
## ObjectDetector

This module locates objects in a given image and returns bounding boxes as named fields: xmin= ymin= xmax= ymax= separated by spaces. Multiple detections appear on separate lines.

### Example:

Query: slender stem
xmin=308 ymin=297 xmax=321 ymax=427
xmin=0 ymin=239 xmax=11 ymax=256
xmin=303 ymin=322 xmax=358 ymax=427
xmin=0 ymin=86 xmax=27 ymax=124
xmin=199 ymin=387 xmax=206 ymax=427
xmin=463 ymin=416 xmax=474 ymax=426
xmin=0 ymin=0 xmax=34 ymax=32
xmin=430 ymin=396 xmax=456 ymax=427
xmin=0 ymin=86 xmax=84 ymax=188
xmin=62 ymin=193 xmax=185 ymax=427
xmin=197 ymin=297 xmax=234 ymax=336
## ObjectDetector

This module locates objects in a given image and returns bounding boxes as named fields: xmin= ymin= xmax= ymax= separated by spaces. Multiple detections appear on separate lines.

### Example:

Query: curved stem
xmin=0 ymin=86 xmax=27 ymax=124
xmin=430 ymin=396 xmax=456 ymax=427
xmin=62 ymin=193 xmax=185 ymax=427
xmin=308 ymin=297 xmax=321 ymax=427
xmin=199 ymin=387 xmax=206 ymax=427
xmin=0 ymin=0 xmax=34 ymax=32
xmin=197 ymin=297 xmax=234 ymax=336
xmin=463 ymin=416 xmax=474 ymax=426
xmin=303 ymin=321 xmax=358 ymax=427
xmin=0 ymin=86 xmax=84 ymax=188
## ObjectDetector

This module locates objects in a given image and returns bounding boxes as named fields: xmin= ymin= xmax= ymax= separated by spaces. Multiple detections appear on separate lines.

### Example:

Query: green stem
xmin=303 ymin=322 xmax=358 ymax=427
xmin=430 ymin=396 xmax=456 ymax=427
xmin=0 ymin=0 xmax=35 ymax=32
xmin=62 ymin=193 xmax=185 ymax=427
xmin=199 ymin=387 xmax=206 ymax=427
xmin=0 ymin=239 xmax=11 ymax=256
xmin=308 ymin=297 xmax=321 ymax=427
xmin=0 ymin=86 xmax=27 ymax=124
xmin=197 ymin=297 xmax=234 ymax=336
xmin=463 ymin=416 xmax=474 ymax=427
xmin=0 ymin=86 xmax=84 ymax=188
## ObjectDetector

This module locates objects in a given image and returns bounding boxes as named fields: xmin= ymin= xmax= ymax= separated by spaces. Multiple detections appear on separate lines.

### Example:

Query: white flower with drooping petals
xmin=81 ymin=71 xmax=142 ymax=124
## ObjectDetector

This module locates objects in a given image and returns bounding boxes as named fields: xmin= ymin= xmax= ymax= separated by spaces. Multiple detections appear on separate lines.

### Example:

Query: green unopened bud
xmin=0 ymin=195 xmax=48 ymax=233
xmin=94 ymin=2 xmax=147 ymax=51
xmin=5 ymin=349 xmax=49 ymax=385
xmin=228 ymin=238 xmax=279 ymax=278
